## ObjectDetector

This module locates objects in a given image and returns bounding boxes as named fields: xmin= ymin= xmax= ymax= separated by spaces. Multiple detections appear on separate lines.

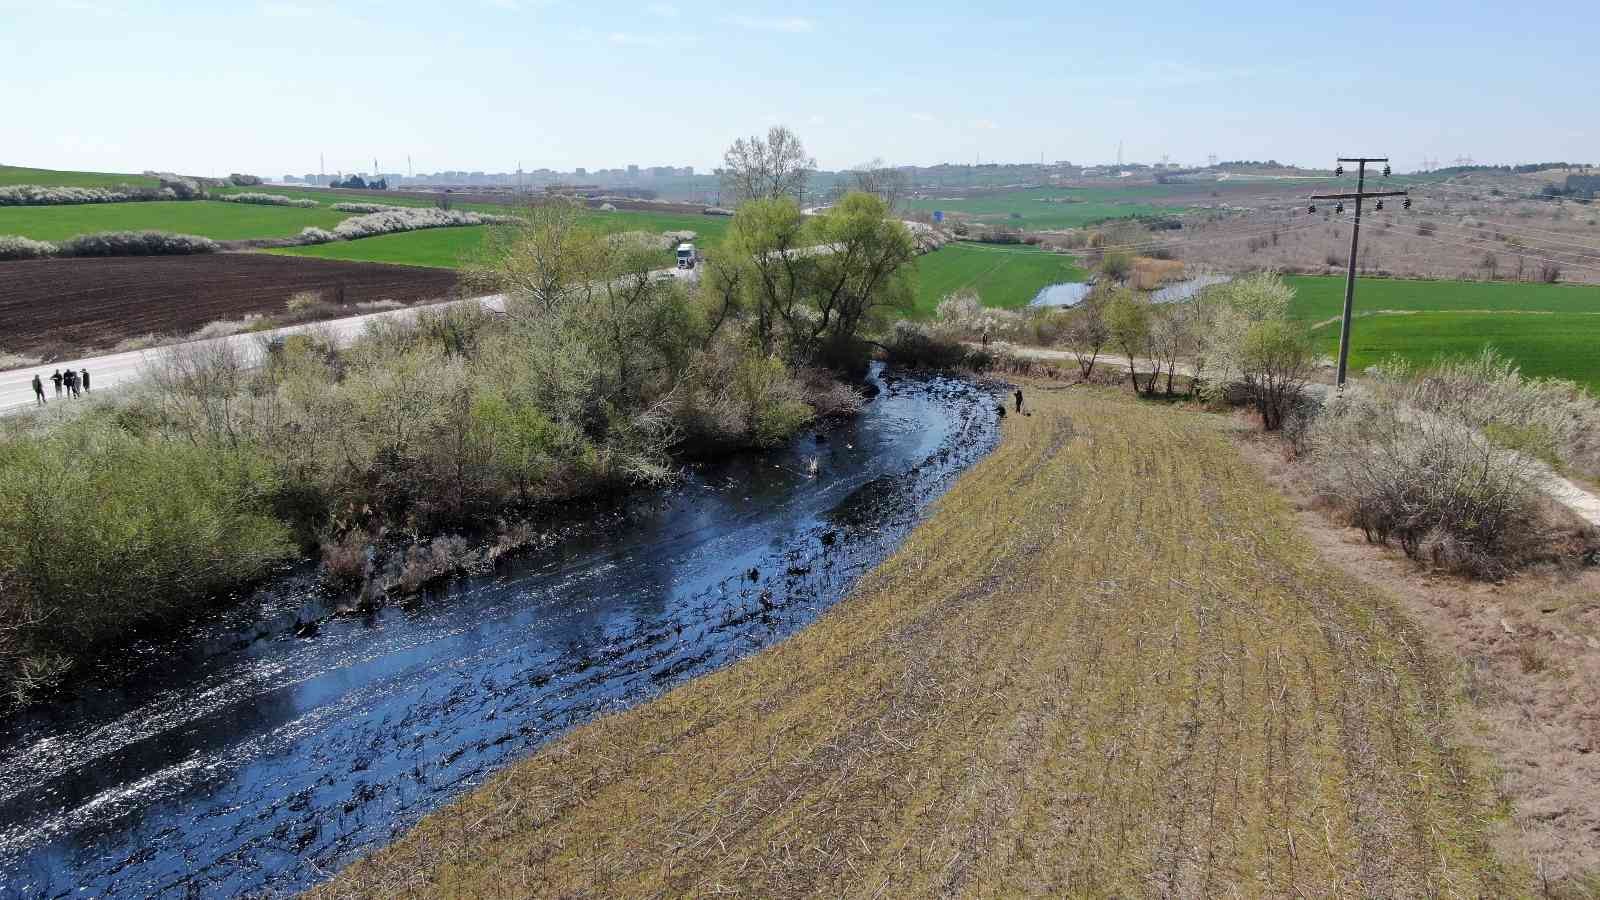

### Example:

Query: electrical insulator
xmin=1335 ymin=202 xmax=1345 ymax=214
xmin=1308 ymin=204 xmax=1317 ymax=214
xmin=1335 ymin=165 xmax=1344 ymax=176
xmin=1375 ymin=200 xmax=1384 ymax=211
xmin=1403 ymin=197 xmax=1412 ymax=209
xmin=1383 ymin=164 xmax=1391 ymax=176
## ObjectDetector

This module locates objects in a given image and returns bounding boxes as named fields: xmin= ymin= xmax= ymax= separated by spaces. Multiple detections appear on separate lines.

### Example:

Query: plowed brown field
xmin=0 ymin=254 xmax=460 ymax=360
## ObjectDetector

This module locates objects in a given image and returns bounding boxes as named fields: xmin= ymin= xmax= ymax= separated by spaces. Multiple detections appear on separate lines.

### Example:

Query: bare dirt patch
xmin=0 ymin=254 xmax=460 ymax=361
xmin=1240 ymin=433 xmax=1600 ymax=895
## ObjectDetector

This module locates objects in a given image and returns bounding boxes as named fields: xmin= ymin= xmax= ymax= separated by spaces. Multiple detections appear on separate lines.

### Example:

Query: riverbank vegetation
xmin=0 ymin=167 xmax=917 ymax=703
xmin=313 ymin=383 xmax=1514 ymax=898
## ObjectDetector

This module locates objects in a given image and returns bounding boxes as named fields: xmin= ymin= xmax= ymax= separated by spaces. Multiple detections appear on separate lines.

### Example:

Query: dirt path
xmin=313 ymin=385 xmax=1514 ymax=898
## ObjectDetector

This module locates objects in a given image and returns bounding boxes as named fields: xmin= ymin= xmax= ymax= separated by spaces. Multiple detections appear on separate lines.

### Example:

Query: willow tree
xmin=707 ymin=191 xmax=915 ymax=368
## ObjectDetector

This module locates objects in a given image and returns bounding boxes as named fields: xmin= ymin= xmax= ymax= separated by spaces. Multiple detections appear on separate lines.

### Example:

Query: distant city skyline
xmin=3 ymin=0 xmax=1592 ymax=177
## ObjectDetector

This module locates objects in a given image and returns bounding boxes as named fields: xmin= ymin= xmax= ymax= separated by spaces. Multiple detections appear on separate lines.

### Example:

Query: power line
xmin=1307 ymin=156 xmax=1409 ymax=387
xmin=1354 ymin=212 xmax=1600 ymax=265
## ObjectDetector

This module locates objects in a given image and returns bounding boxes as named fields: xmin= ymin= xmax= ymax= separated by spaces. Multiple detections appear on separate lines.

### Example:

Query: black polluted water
xmin=0 ymin=365 xmax=1000 ymax=898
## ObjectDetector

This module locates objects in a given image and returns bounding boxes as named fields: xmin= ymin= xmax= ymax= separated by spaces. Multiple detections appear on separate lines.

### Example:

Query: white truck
xmin=675 ymin=242 xmax=697 ymax=270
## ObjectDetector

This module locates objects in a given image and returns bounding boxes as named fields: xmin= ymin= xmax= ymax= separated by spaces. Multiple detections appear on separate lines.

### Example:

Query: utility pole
xmin=1309 ymin=157 xmax=1410 ymax=388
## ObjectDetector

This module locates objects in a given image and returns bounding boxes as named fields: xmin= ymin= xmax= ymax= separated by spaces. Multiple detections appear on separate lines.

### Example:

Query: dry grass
xmin=314 ymin=385 xmax=1513 ymax=897
xmin=1244 ymin=434 xmax=1600 ymax=895
xmin=1130 ymin=256 xmax=1185 ymax=290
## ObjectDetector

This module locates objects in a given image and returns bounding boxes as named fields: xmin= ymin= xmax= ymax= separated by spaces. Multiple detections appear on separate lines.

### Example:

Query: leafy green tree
xmin=1104 ymin=289 xmax=1154 ymax=395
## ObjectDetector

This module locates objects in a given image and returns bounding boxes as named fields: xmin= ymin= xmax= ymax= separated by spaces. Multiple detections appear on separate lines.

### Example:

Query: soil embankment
xmin=317 ymin=384 xmax=1514 ymax=897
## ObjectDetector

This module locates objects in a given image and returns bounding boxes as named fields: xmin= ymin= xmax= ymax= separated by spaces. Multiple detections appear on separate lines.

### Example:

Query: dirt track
xmin=0 ymin=254 xmax=460 ymax=360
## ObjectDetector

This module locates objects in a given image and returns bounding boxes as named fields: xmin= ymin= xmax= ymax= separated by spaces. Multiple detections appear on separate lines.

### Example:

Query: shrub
xmin=228 ymin=174 xmax=263 ymax=186
xmin=286 ymin=290 xmax=323 ymax=313
xmin=332 ymin=208 xmax=518 ymax=240
xmin=57 ymin=230 xmax=219 ymax=257
xmin=0 ymin=235 xmax=58 ymax=260
xmin=1306 ymin=391 xmax=1542 ymax=576
xmin=0 ymin=417 xmax=292 ymax=701
xmin=298 ymin=227 xmax=338 ymax=245
xmin=332 ymin=202 xmax=406 ymax=213
xmin=1100 ymin=250 xmax=1134 ymax=282
xmin=886 ymin=321 xmax=976 ymax=370
xmin=0 ymin=184 xmax=177 ymax=206
xmin=220 ymin=192 xmax=318 ymax=208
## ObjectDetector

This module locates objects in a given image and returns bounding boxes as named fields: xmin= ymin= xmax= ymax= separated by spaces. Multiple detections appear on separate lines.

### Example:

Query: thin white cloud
xmin=259 ymin=2 xmax=323 ymax=18
xmin=646 ymin=1 xmax=680 ymax=15
xmin=608 ymin=31 xmax=667 ymax=47
xmin=725 ymin=14 xmax=813 ymax=33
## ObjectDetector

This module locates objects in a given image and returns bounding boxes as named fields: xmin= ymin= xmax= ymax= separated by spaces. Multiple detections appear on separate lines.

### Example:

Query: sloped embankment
xmin=317 ymin=386 xmax=1512 ymax=897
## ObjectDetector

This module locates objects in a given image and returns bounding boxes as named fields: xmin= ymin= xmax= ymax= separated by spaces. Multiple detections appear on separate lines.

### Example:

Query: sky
xmin=2 ymin=0 xmax=1594 ymax=177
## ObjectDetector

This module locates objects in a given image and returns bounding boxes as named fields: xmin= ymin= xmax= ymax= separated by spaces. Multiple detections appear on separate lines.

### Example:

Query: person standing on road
xmin=51 ymin=369 xmax=63 ymax=398
xmin=81 ymin=368 xmax=90 ymax=393
xmin=32 ymin=374 xmax=46 ymax=406
xmin=67 ymin=369 xmax=80 ymax=399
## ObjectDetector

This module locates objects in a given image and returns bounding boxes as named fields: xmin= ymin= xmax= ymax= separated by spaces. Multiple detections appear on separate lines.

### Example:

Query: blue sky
xmin=2 ymin=0 xmax=1593 ymax=176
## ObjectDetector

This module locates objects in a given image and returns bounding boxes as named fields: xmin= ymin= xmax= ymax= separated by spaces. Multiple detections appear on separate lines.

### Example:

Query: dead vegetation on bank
xmin=315 ymin=385 xmax=1514 ymax=898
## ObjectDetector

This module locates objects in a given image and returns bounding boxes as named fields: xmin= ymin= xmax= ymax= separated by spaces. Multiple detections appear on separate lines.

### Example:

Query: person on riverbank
xmin=81 ymin=368 xmax=90 ymax=393
xmin=51 ymin=369 xmax=63 ymax=398
xmin=1014 ymin=389 xmax=1024 ymax=413
xmin=32 ymin=373 xmax=45 ymax=406
xmin=66 ymin=369 xmax=80 ymax=399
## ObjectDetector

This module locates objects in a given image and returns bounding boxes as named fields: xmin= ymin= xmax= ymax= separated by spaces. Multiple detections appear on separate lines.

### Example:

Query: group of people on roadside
xmin=31 ymin=368 xmax=90 ymax=405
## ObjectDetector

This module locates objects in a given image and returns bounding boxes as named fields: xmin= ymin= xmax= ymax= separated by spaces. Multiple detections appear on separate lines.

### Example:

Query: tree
xmin=850 ymin=159 xmax=909 ymax=213
xmin=1100 ymin=250 xmax=1134 ymax=283
xmin=1480 ymin=251 xmax=1499 ymax=280
xmin=713 ymin=191 xmax=916 ymax=369
xmin=1063 ymin=292 xmax=1109 ymax=379
xmin=1104 ymin=289 xmax=1157 ymax=395
xmin=1236 ymin=320 xmax=1315 ymax=430
xmin=720 ymin=126 xmax=816 ymax=206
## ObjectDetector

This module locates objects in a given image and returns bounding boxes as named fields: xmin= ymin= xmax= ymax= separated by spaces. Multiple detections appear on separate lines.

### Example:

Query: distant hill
xmin=0 ymin=165 xmax=161 ymax=189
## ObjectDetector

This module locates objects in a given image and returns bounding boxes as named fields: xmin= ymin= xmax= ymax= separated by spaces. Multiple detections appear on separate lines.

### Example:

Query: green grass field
xmin=0 ymin=164 xmax=160 ymax=189
xmin=270 ymin=226 xmax=502 ymax=269
xmin=272 ymin=209 xmax=728 ymax=269
xmin=910 ymin=242 xmax=1086 ymax=317
xmin=1287 ymin=275 xmax=1600 ymax=389
xmin=905 ymin=187 xmax=1181 ymax=231
xmin=0 ymin=200 xmax=345 ymax=241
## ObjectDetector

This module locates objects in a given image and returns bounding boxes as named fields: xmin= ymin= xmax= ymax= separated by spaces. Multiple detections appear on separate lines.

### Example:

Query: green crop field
xmin=1288 ymin=275 xmax=1600 ymax=390
xmin=0 ymin=164 xmax=161 ymax=189
xmin=0 ymin=200 xmax=346 ymax=241
xmin=910 ymin=242 xmax=1086 ymax=317
xmin=906 ymin=187 xmax=1182 ymax=231
xmin=272 ymin=209 xmax=728 ymax=270
xmin=270 ymin=226 xmax=503 ymax=269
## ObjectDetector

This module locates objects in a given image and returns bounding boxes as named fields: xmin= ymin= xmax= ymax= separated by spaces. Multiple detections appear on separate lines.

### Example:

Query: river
xmin=0 ymin=366 xmax=999 ymax=899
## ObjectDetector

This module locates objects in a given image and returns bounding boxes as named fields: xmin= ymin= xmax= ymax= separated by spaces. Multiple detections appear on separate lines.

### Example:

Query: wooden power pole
xmin=1309 ymin=157 xmax=1410 ymax=388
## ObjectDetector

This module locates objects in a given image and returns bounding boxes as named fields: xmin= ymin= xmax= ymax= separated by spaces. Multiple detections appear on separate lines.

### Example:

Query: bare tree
xmin=720 ymin=126 xmax=816 ymax=206
xmin=850 ymin=158 xmax=909 ymax=213
xmin=1063 ymin=295 xmax=1109 ymax=379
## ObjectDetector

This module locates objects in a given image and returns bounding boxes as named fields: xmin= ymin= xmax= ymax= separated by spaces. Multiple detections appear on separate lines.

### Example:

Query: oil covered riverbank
xmin=0 ymin=365 xmax=1000 ymax=898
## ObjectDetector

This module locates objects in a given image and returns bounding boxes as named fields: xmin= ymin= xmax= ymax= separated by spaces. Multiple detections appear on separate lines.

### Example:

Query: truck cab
xmin=676 ymin=242 xmax=696 ymax=269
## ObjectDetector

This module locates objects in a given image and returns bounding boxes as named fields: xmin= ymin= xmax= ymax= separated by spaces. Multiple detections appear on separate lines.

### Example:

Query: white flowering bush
xmin=220 ymin=193 xmax=319 ymax=209
xmin=297 ymin=227 xmax=338 ymax=245
xmin=332 ymin=208 xmax=518 ymax=240
xmin=332 ymin=202 xmax=406 ymax=213
xmin=57 ymin=231 xmax=219 ymax=257
xmin=0 ymin=235 xmax=58 ymax=260
xmin=0 ymin=184 xmax=178 ymax=206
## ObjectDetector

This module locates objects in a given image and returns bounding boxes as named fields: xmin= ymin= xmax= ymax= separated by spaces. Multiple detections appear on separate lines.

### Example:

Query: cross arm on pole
xmin=1308 ymin=190 xmax=1409 ymax=200
xmin=1337 ymin=157 xmax=1389 ymax=163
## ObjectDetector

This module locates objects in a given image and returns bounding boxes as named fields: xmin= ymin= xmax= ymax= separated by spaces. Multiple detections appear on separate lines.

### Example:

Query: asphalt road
xmin=0 ymin=293 xmax=508 ymax=415
xmin=0 ymin=265 xmax=705 ymax=416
